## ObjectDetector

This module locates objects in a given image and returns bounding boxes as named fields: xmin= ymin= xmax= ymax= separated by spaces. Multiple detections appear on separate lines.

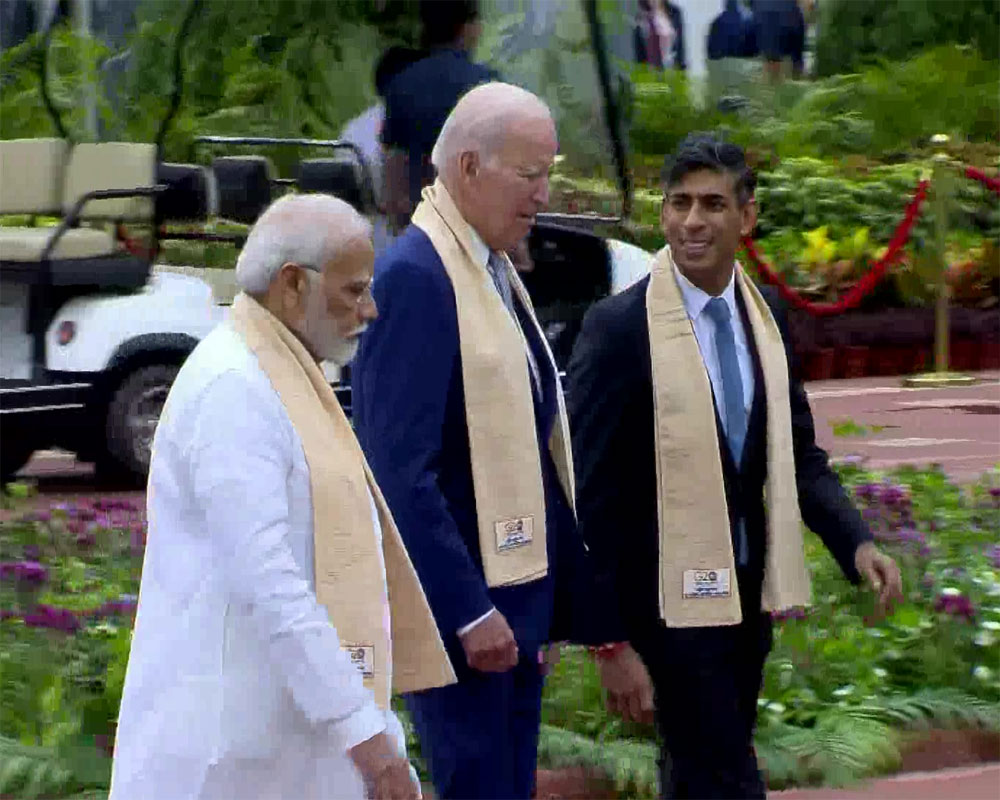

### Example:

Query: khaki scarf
xmin=411 ymin=180 xmax=575 ymax=588
xmin=229 ymin=293 xmax=455 ymax=708
xmin=646 ymin=248 xmax=812 ymax=627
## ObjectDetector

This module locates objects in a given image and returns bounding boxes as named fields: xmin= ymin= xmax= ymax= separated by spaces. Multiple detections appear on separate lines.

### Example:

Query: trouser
xmin=635 ymin=610 xmax=774 ymax=799
xmin=405 ymin=652 xmax=544 ymax=799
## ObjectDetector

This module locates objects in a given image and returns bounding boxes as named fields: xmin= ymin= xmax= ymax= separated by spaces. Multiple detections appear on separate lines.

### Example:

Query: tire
xmin=1 ymin=435 xmax=36 ymax=485
xmin=103 ymin=364 xmax=179 ymax=486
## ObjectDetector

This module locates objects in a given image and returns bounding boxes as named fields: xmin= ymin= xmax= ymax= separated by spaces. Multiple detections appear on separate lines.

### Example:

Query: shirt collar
xmin=673 ymin=262 xmax=738 ymax=323
xmin=466 ymin=224 xmax=491 ymax=270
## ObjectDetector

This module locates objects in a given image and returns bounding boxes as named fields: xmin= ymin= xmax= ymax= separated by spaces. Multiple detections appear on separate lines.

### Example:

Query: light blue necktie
xmin=704 ymin=296 xmax=749 ymax=566
xmin=486 ymin=251 xmax=541 ymax=396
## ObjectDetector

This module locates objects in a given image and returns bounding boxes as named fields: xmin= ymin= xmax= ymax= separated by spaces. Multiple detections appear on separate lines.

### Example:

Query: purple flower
xmin=22 ymin=545 xmax=40 ymax=561
xmin=855 ymin=483 xmax=879 ymax=501
xmin=862 ymin=508 xmax=880 ymax=523
xmin=989 ymin=487 xmax=1000 ymax=498
xmin=22 ymin=604 xmax=80 ymax=634
xmin=1 ymin=609 xmax=17 ymax=621
xmin=934 ymin=590 xmax=975 ymax=622
xmin=880 ymin=484 xmax=907 ymax=507
xmin=0 ymin=561 xmax=48 ymax=587
xmin=67 ymin=520 xmax=86 ymax=535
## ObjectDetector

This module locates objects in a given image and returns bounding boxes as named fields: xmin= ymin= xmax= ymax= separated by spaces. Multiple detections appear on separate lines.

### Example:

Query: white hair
xmin=430 ymin=81 xmax=552 ymax=175
xmin=235 ymin=193 xmax=372 ymax=295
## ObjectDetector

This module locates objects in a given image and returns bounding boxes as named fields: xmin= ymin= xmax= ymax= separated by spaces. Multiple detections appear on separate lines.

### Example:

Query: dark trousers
xmin=405 ymin=653 xmax=544 ymax=799
xmin=633 ymin=575 xmax=774 ymax=799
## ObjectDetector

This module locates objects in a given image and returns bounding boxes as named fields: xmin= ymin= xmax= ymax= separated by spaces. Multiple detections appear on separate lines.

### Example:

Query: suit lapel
xmin=735 ymin=289 xmax=767 ymax=477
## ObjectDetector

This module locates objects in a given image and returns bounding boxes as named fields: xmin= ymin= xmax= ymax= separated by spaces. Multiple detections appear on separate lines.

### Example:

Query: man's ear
xmin=277 ymin=263 xmax=308 ymax=311
xmin=458 ymin=150 xmax=480 ymax=181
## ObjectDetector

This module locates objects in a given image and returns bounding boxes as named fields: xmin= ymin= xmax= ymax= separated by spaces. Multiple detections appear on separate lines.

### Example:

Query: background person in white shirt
xmin=109 ymin=194 xmax=438 ymax=800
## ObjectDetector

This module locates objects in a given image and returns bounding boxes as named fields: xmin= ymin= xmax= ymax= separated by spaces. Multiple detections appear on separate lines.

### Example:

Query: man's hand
xmin=854 ymin=541 xmax=903 ymax=618
xmin=350 ymin=732 xmax=419 ymax=800
xmin=596 ymin=644 xmax=655 ymax=725
xmin=459 ymin=610 xmax=519 ymax=672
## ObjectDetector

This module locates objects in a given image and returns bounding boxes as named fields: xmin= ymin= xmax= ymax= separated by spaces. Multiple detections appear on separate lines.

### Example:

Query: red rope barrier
xmin=965 ymin=166 xmax=1000 ymax=195
xmin=741 ymin=179 xmax=930 ymax=316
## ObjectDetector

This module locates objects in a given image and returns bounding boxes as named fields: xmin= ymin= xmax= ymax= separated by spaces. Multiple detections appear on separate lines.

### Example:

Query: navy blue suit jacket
xmin=352 ymin=226 xmax=621 ymax=673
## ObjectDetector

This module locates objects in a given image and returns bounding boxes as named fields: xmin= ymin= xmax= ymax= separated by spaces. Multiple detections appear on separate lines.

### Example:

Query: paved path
xmin=11 ymin=370 xmax=1000 ymax=497
xmin=774 ymin=763 xmax=1000 ymax=799
xmin=803 ymin=371 xmax=999 ymax=484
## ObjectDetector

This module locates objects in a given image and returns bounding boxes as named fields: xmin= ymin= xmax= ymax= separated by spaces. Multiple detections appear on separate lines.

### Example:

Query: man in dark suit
xmin=567 ymin=132 xmax=902 ymax=799
xmin=381 ymin=0 xmax=498 ymax=232
xmin=352 ymin=82 xmax=652 ymax=800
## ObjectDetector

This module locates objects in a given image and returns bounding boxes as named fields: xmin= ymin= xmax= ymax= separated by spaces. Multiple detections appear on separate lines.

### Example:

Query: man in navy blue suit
xmin=352 ymin=82 xmax=654 ymax=799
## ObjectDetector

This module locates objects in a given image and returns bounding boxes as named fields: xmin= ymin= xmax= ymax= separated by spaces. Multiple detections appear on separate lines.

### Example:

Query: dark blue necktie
xmin=705 ymin=296 xmax=749 ymax=566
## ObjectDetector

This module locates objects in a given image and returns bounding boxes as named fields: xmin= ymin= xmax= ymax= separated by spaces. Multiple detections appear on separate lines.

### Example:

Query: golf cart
xmin=0 ymin=0 xmax=653 ymax=486
xmin=0 ymin=0 xmax=386 ymax=484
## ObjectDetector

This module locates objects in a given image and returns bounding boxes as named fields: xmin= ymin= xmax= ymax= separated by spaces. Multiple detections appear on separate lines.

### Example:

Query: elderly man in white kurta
xmin=109 ymin=194 xmax=455 ymax=800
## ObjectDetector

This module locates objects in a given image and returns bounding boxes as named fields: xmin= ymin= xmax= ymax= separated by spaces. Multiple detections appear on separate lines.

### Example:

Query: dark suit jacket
xmin=381 ymin=48 xmax=497 ymax=206
xmin=352 ymin=226 xmax=622 ymax=676
xmin=566 ymin=274 xmax=872 ymax=641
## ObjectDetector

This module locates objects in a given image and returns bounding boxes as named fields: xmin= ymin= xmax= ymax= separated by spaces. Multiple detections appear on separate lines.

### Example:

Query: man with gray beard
xmin=110 ymin=194 xmax=455 ymax=800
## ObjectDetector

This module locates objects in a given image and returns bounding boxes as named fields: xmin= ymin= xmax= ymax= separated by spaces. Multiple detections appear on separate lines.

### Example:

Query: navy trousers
xmin=405 ymin=653 xmax=544 ymax=799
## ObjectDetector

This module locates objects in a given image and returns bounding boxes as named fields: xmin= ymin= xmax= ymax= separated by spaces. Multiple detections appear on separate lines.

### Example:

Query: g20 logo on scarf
xmin=682 ymin=568 xmax=732 ymax=599
xmin=495 ymin=516 xmax=534 ymax=552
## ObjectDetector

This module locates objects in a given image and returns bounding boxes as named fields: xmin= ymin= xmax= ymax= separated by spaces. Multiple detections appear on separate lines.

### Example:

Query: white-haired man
xmin=110 ymin=194 xmax=455 ymax=800
xmin=352 ymin=83 xmax=654 ymax=799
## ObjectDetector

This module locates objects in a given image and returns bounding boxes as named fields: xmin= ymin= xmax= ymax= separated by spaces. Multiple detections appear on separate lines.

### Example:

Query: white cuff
xmin=456 ymin=607 xmax=496 ymax=637
xmin=329 ymin=701 xmax=387 ymax=754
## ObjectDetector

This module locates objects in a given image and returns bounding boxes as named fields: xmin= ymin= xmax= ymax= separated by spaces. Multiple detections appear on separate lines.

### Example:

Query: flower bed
xmin=2 ymin=465 xmax=998 ymax=798
xmin=536 ymin=464 xmax=1000 ymax=796
xmin=0 ymin=492 xmax=144 ymax=798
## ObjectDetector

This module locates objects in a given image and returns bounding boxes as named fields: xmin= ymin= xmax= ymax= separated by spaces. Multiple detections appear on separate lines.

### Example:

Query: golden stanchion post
xmin=904 ymin=135 xmax=977 ymax=388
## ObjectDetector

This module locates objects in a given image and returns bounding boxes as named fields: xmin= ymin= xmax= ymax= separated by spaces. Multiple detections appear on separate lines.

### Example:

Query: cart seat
xmin=0 ymin=227 xmax=114 ymax=261
xmin=0 ymin=140 xmax=159 ymax=289
xmin=212 ymin=155 xmax=274 ymax=224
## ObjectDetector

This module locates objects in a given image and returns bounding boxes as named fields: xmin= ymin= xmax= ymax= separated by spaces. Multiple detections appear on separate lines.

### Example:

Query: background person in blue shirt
xmin=381 ymin=0 xmax=497 ymax=233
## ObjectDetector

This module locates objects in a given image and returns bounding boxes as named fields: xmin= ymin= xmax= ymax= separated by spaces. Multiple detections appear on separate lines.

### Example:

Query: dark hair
xmin=419 ymin=0 xmax=479 ymax=48
xmin=661 ymin=132 xmax=756 ymax=205
xmin=374 ymin=46 xmax=425 ymax=97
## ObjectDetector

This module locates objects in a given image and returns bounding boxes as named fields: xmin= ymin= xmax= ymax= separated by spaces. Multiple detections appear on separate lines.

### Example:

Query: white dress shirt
xmin=110 ymin=323 xmax=410 ymax=800
xmin=674 ymin=264 xmax=755 ymax=431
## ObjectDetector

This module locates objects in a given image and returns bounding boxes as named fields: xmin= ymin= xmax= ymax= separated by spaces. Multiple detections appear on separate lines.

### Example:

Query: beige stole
xmin=646 ymin=247 xmax=812 ymax=627
xmin=229 ymin=293 xmax=455 ymax=708
xmin=411 ymin=180 xmax=576 ymax=588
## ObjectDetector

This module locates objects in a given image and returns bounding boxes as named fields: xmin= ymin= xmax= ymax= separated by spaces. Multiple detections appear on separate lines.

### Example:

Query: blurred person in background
xmin=634 ymin=0 xmax=687 ymax=72
xmin=109 ymin=194 xmax=454 ymax=800
xmin=707 ymin=0 xmax=758 ymax=61
xmin=380 ymin=0 xmax=497 ymax=233
xmin=751 ymin=0 xmax=810 ymax=81
xmin=339 ymin=45 xmax=425 ymax=256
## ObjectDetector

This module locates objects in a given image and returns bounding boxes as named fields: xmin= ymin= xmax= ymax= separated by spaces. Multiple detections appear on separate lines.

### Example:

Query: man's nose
xmin=532 ymin=177 xmax=549 ymax=208
xmin=360 ymin=295 xmax=378 ymax=323
xmin=683 ymin=202 xmax=706 ymax=229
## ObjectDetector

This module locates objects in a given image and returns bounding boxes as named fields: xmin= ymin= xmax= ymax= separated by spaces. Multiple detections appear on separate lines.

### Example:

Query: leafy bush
xmin=814 ymin=0 xmax=1000 ymax=78
xmin=538 ymin=464 xmax=1000 ymax=795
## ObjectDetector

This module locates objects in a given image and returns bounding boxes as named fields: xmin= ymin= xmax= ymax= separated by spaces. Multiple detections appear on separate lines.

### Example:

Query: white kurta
xmin=109 ymin=323 xmax=409 ymax=800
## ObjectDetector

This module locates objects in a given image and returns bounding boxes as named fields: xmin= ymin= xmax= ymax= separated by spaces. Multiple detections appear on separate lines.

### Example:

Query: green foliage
xmin=539 ymin=465 xmax=1000 ymax=791
xmin=814 ymin=0 xmax=1000 ymax=78
xmin=630 ymin=45 xmax=999 ymax=166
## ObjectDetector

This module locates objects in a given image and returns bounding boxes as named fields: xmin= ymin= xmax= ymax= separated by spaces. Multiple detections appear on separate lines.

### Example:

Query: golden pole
xmin=904 ymin=135 xmax=977 ymax=387
xmin=933 ymin=149 xmax=950 ymax=373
